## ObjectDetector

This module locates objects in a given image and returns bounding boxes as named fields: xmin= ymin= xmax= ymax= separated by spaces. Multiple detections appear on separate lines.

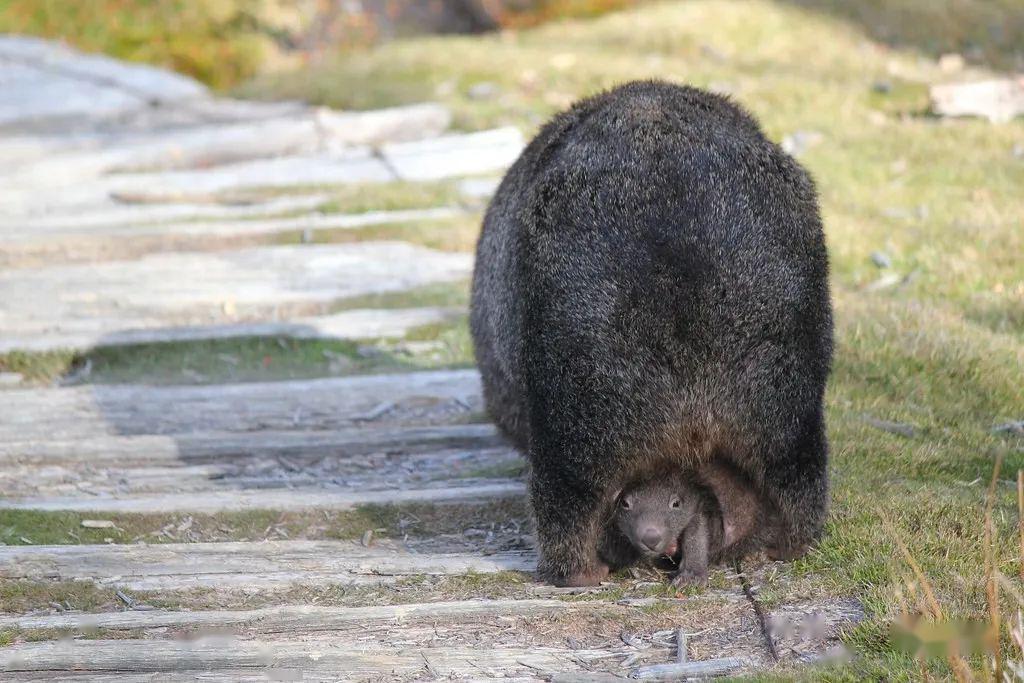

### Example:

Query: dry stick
xmin=733 ymin=559 xmax=779 ymax=662
xmin=984 ymin=510 xmax=998 ymax=683
xmin=1017 ymin=470 xmax=1023 ymax=583
xmin=896 ymin=581 xmax=930 ymax=681
xmin=880 ymin=511 xmax=974 ymax=682
xmin=984 ymin=453 xmax=1005 ymax=683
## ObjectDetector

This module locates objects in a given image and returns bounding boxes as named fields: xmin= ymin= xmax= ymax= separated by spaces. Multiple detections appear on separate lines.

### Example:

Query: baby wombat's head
xmin=614 ymin=475 xmax=701 ymax=558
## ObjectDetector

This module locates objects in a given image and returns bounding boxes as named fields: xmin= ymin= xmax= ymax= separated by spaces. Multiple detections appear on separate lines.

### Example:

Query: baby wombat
xmin=608 ymin=462 xmax=763 ymax=586
xmin=471 ymin=80 xmax=833 ymax=586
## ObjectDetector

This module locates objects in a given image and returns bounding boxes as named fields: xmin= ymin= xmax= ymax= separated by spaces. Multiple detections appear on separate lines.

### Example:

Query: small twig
xmin=1017 ymin=470 xmax=1023 ymax=583
xmin=986 ymin=453 xmax=1005 ymax=682
xmin=351 ymin=401 xmax=396 ymax=423
xmin=516 ymin=659 xmax=548 ymax=672
xmin=114 ymin=589 xmax=136 ymax=609
xmin=880 ymin=510 xmax=974 ymax=681
xmin=421 ymin=652 xmax=440 ymax=679
xmin=863 ymin=416 xmax=917 ymax=438
xmin=993 ymin=420 xmax=1024 ymax=435
xmin=676 ymin=628 xmax=688 ymax=663
xmin=734 ymin=559 xmax=779 ymax=662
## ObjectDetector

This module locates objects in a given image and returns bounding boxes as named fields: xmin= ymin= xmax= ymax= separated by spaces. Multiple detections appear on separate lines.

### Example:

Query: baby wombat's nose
xmin=640 ymin=528 xmax=662 ymax=551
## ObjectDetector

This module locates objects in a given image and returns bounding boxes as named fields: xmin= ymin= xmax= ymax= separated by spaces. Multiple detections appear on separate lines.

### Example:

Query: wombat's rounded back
xmin=472 ymin=81 xmax=831 ymax=478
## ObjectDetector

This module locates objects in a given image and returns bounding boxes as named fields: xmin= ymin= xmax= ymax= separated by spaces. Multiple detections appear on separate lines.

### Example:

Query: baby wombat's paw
xmin=554 ymin=562 xmax=610 ymax=587
xmin=670 ymin=568 xmax=709 ymax=589
xmin=765 ymin=542 xmax=809 ymax=562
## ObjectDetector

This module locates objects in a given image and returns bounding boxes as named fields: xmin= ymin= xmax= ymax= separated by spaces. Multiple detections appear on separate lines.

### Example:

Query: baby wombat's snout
xmin=614 ymin=480 xmax=699 ymax=558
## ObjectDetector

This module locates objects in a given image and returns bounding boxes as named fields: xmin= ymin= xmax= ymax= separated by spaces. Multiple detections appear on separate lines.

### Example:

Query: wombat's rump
xmin=470 ymin=80 xmax=833 ymax=586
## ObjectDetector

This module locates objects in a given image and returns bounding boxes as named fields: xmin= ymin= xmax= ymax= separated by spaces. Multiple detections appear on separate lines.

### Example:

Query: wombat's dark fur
xmin=470 ymin=80 xmax=833 ymax=586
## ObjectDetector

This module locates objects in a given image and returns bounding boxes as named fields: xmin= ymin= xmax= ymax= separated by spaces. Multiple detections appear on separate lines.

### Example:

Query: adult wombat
xmin=470 ymin=80 xmax=833 ymax=586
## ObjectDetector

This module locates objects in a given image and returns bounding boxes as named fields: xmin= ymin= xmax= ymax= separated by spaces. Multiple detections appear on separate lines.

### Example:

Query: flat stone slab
xmin=2 ymin=103 xmax=453 ymax=184
xmin=0 ymin=242 xmax=471 ymax=352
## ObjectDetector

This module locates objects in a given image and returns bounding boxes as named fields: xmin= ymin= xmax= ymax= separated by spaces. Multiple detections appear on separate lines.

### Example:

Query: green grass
xmin=314 ymin=180 xmax=468 ymax=215
xmin=235 ymin=0 xmax=1024 ymax=676
xmin=328 ymin=281 xmax=470 ymax=312
xmin=0 ymin=499 xmax=529 ymax=547
xmin=0 ymin=313 xmax=474 ymax=387
xmin=0 ymin=579 xmax=126 ymax=614
xmin=274 ymin=213 xmax=484 ymax=253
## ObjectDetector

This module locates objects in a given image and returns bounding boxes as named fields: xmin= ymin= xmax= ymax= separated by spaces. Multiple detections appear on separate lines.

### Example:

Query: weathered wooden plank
xmin=314 ymin=103 xmax=452 ymax=148
xmin=0 ymin=242 xmax=471 ymax=353
xmin=0 ymin=304 xmax=462 ymax=353
xmin=104 ymin=149 xmax=396 ymax=195
xmin=0 ymin=61 xmax=144 ymax=129
xmin=1 ymin=206 xmax=461 ymax=247
xmin=0 ymin=598 xmax=567 ymax=632
xmin=92 ymin=127 xmax=522 ymax=197
xmin=383 ymin=127 xmax=524 ymax=181
xmin=6 ymin=118 xmax=320 ymax=182
xmin=0 ymin=194 xmax=330 ymax=232
xmin=1 ymin=480 xmax=526 ymax=513
xmin=0 ymin=128 xmax=519 ymax=213
xmin=0 ymin=36 xmax=205 ymax=104
xmin=106 ymin=103 xmax=450 ymax=173
xmin=4 ymin=104 xmax=451 ymax=183
xmin=0 ymin=368 xmax=483 ymax=440
xmin=0 ymin=541 xmax=536 ymax=590
xmin=0 ymin=437 xmax=522 ymax=503
xmin=0 ymin=36 xmax=205 ymax=129
xmin=0 ymin=640 xmax=617 ymax=677
xmin=0 ymin=423 xmax=501 ymax=465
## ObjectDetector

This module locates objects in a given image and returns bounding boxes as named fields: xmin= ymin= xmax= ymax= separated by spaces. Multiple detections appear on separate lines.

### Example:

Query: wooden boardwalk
xmin=0 ymin=38 xmax=859 ymax=680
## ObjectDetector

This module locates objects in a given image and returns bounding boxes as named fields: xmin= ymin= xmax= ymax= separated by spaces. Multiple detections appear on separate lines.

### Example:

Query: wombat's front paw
xmin=554 ymin=562 xmax=610 ymax=587
xmin=670 ymin=568 xmax=708 ymax=588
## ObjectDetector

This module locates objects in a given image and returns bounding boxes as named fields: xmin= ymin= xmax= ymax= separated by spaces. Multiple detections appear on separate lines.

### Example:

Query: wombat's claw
xmin=670 ymin=569 xmax=708 ymax=588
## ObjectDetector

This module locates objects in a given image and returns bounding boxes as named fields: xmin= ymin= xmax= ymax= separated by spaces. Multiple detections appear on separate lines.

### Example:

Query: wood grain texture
xmin=0 ymin=369 xmax=483 ymax=440
xmin=0 ymin=242 xmax=471 ymax=352
xmin=0 ymin=540 xmax=536 ymax=590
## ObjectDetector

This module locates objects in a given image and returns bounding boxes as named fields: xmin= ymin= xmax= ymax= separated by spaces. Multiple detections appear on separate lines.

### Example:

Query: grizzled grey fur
xmin=470 ymin=80 xmax=833 ymax=586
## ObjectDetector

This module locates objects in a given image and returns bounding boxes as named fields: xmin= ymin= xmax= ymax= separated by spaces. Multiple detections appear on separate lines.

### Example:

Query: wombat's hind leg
xmin=760 ymin=410 xmax=829 ymax=560
xmin=530 ymin=468 xmax=609 ymax=587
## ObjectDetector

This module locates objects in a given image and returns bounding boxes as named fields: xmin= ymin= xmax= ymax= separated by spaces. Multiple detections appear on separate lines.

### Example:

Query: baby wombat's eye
xmin=620 ymin=497 xmax=631 ymax=510
xmin=670 ymin=498 xmax=682 ymax=509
